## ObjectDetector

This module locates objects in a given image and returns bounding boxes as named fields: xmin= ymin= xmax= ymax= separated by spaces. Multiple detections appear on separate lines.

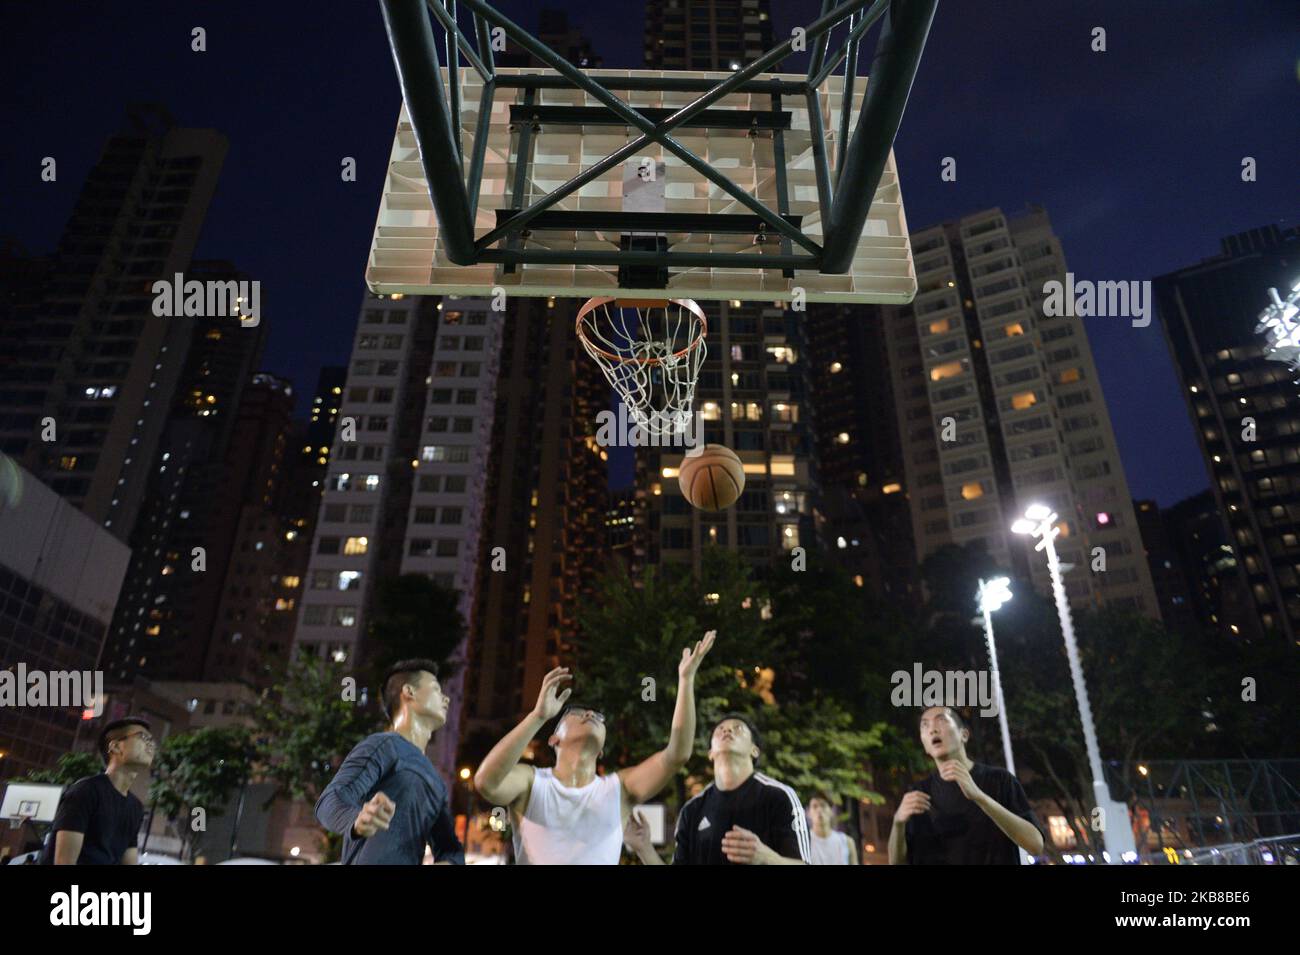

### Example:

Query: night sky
xmin=3 ymin=1 xmax=1297 ymax=506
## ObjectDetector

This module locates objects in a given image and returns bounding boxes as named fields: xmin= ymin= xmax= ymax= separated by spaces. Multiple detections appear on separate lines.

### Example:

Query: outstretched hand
xmin=531 ymin=666 xmax=573 ymax=721
xmin=679 ymin=630 xmax=717 ymax=681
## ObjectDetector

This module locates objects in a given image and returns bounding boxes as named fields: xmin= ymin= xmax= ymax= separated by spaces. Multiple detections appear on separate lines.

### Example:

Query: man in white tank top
xmin=807 ymin=793 xmax=858 ymax=865
xmin=475 ymin=631 xmax=716 ymax=864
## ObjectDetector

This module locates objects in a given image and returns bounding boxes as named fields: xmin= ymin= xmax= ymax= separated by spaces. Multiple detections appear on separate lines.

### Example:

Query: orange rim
xmin=575 ymin=296 xmax=708 ymax=366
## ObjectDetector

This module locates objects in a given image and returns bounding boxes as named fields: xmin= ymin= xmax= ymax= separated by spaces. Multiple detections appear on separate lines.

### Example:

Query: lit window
xmin=1011 ymin=391 xmax=1037 ymax=410
xmin=829 ymin=362 xmax=843 ymax=373
xmin=882 ymin=483 xmax=901 ymax=494
xmin=928 ymin=319 xmax=950 ymax=335
xmin=1004 ymin=323 xmax=1025 ymax=337
xmin=1058 ymin=368 xmax=1081 ymax=384
xmin=700 ymin=401 xmax=720 ymax=421
xmin=337 ymin=570 xmax=362 ymax=590
xmin=835 ymin=432 xmax=850 ymax=444
xmin=961 ymin=482 xmax=983 ymax=500
xmin=282 ymin=576 xmax=301 ymax=588
xmin=930 ymin=361 xmax=964 ymax=381
xmin=343 ymin=536 xmax=369 ymax=556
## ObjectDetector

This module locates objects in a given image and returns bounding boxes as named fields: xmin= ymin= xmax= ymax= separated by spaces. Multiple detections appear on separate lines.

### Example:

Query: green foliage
xmin=364 ymin=574 xmax=466 ymax=689
xmin=574 ymin=548 xmax=887 ymax=804
xmin=149 ymin=726 xmax=256 ymax=860
xmin=758 ymin=698 xmax=886 ymax=803
xmin=252 ymin=654 xmax=379 ymax=807
xmin=149 ymin=726 xmax=255 ymax=819
xmin=20 ymin=750 xmax=103 ymax=786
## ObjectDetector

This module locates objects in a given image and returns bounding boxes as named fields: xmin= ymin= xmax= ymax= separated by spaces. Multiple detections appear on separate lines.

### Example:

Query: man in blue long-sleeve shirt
xmin=315 ymin=658 xmax=464 ymax=865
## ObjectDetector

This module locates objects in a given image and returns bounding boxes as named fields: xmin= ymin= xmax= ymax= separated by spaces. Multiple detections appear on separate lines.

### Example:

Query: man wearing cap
xmin=42 ymin=716 xmax=154 ymax=865
xmin=475 ymin=631 xmax=715 ymax=864
xmin=625 ymin=712 xmax=810 ymax=865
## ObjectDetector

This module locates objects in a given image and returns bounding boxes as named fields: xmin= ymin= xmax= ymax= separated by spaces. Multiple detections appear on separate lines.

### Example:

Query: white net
xmin=576 ymin=298 xmax=708 ymax=439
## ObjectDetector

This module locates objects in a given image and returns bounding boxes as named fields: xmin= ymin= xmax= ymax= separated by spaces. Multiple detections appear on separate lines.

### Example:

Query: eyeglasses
xmin=563 ymin=708 xmax=605 ymax=724
xmin=118 ymin=730 xmax=154 ymax=746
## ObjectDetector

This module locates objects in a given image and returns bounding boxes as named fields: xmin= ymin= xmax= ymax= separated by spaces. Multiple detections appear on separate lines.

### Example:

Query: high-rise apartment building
xmin=644 ymin=0 xmax=774 ymax=71
xmin=101 ymin=262 xmax=267 ymax=682
xmin=293 ymin=294 xmax=504 ymax=773
xmin=1153 ymin=224 xmax=1300 ymax=641
xmin=804 ymin=304 xmax=917 ymax=602
xmin=637 ymin=303 xmax=819 ymax=572
xmin=1162 ymin=490 xmax=1262 ymax=640
xmin=203 ymin=373 xmax=306 ymax=684
xmin=462 ymin=299 xmax=609 ymax=753
xmin=1 ymin=107 xmax=228 ymax=541
xmin=636 ymin=6 xmax=818 ymax=576
xmin=883 ymin=206 xmax=1157 ymax=615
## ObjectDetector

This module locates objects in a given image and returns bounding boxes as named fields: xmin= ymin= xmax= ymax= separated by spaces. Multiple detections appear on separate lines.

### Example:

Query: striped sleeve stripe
xmin=755 ymin=772 xmax=811 ymax=863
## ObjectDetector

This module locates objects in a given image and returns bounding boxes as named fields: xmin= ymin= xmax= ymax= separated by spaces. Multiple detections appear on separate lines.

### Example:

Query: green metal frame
xmin=377 ymin=0 xmax=938 ymax=276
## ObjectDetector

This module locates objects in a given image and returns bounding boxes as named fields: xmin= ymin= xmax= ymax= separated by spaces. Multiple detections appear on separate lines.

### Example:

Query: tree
xmin=364 ymin=574 xmax=467 ymax=690
xmin=574 ymin=548 xmax=887 ymax=807
xmin=149 ymin=726 xmax=256 ymax=861
xmin=998 ymin=602 xmax=1213 ymax=854
xmin=20 ymin=751 xmax=103 ymax=786
xmin=252 ymin=654 xmax=379 ymax=860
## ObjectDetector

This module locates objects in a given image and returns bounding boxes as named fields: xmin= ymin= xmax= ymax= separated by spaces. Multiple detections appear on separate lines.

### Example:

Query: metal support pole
xmin=445 ymin=1 xmax=463 ymax=164
xmin=467 ymin=79 xmax=495 ymax=220
xmin=1041 ymin=530 xmax=1133 ymax=863
xmin=806 ymin=88 xmax=834 ymax=228
xmin=770 ymin=89 xmax=795 ymax=277
xmin=503 ymin=87 xmax=535 ymax=274
xmin=836 ymin=11 xmax=862 ymax=186
xmin=822 ymin=0 xmax=937 ymax=273
xmin=380 ymin=0 xmax=476 ymax=265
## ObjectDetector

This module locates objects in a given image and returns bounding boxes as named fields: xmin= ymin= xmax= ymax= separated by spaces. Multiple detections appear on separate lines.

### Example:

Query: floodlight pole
xmin=1019 ymin=511 xmax=1135 ymax=863
xmin=976 ymin=579 xmax=1016 ymax=777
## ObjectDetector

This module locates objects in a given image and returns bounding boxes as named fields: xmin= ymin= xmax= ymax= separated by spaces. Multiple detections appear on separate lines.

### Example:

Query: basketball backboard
xmin=366 ymin=68 xmax=915 ymax=304
xmin=1 ymin=782 xmax=63 ymax=825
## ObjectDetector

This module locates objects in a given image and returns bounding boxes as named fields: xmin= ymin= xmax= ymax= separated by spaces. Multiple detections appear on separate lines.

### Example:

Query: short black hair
xmin=807 ymin=791 xmax=836 ymax=808
xmin=919 ymin=705 xmax=968 ymax=734
xmin=712 ymin=712 xmax=763 ymax=765
xmin=381 ymin=659 xmax=440 ymax=720
xmin=98 ymin=717 xmax=151 ymax=765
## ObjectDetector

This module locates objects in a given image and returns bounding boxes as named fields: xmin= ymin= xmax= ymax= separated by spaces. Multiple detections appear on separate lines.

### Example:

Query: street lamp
xmin=975 ymin=577 xmax=1016 ymax=776
xmin=975 ymin=577 xmax=1028 ymax=866
xmin=1012 ymin=504 xmax=1137 ymax=864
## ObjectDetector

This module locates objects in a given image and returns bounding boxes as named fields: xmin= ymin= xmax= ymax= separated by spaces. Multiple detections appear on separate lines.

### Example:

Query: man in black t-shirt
xmin=889 ymin=706 xmax=1044 ymax=865
xmin=624 ymin=713 xmax=809 ymax=865
xmin=42 ymin=716 xmax=153 ymax=865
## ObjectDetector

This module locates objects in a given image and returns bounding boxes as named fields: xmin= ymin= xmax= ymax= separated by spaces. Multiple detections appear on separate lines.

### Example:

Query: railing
xmin=1153 ymin=833 xmax=1300 ymax=865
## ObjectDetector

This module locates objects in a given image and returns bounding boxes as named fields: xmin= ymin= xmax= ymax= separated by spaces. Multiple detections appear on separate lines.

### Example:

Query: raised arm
xmin=619 ymin=631 xmax=715 ymax=804
xmin=474 ymin=666 xmax=571 ymax=807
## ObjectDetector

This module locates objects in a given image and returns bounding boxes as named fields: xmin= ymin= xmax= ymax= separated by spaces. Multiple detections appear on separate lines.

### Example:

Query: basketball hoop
xmin=576 ymin=297 xmax=707 ymax=439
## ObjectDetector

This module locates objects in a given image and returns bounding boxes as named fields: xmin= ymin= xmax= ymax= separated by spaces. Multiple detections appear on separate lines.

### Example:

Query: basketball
xmin=677 ymin=443 xmax=745 ymax=511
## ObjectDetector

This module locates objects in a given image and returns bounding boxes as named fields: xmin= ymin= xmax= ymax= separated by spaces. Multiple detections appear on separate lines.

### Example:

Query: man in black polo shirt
xmin=626 ymin=713 xmax=809 ymax=865
xmin=889 ymin=706 xmax=1044 ymax=865
xmin=42 ymin=716 xmax=153 ymax=865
